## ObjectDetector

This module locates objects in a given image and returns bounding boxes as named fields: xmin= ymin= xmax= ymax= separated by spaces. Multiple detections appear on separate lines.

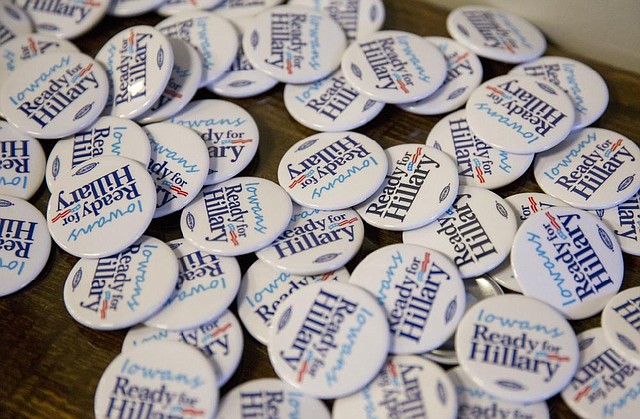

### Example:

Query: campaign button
xmin=591 ymin=191 xmax=640 ymax=256
xmin=12 ymin=0 xmax=107 ymax=39
xmin=0 ymin=122 xmax=45 ymax=200
xmin=601 ymin=287 xmax=640 ymax=367
xmin=0 ymin=2 xmax=32 ymax=46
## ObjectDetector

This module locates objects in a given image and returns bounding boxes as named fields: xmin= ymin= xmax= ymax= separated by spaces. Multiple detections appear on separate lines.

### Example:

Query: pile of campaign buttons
xmin=1 ymin=2 xmax=639 ymax=419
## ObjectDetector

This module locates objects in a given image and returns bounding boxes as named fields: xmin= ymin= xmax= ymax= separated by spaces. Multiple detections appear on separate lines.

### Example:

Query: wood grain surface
xmin=1 ymin=1 xmax=639 ymax=418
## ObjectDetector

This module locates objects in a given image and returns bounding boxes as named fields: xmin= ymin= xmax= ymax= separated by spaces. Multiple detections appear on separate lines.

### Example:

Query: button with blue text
xmin=0 ymin=2 xmax=32 ymax=46
xmin=0 ymin=122 xmax=45 ymax=200
xmin=601 ymin=287 xmax=640 ymax=367
xmin=591 ymin=191 xmax=640 ymax=256
xmin=11 ymin=0 xmax=106 ymax=39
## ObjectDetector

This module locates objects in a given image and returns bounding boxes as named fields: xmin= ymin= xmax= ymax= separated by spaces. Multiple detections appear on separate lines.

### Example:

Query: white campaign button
xmin=170 ymin=99 xmax=260 ymax=185
xmin=157 ymin=0 xmax=224 ymax=17
xmin=46 ymin=116 xmax=151 ymax=191
xmin=256 ymin=205 xmax=364 ymax=275
xmin=96 ymin=26 xmax=174 ymax=119
xmin=466 ymin=75 xmax=575 ymax=154
xmin=403 ymin=185 xmax=518 ymax=278
xmin=341 ymin=30 xmax=447 ymax=104
xmin=156 ymin=11 xmax=238 ymax=87
xmin=356 ymin=144 xmax=459 ymax=231
xmin=283 ymin=69 xmax=384 ymax=132
xmin=144 ymin=238 xmax=241 ymax=330
xmin=124 ymin=310 xmax=244 ymax=386
xmin=237 ymin=259 xmax=349 ymax=344
xmin=0 ymin=2 xmax=32 ymax=46
xmin=0 ymin=34 xmax=78 ymax=86
xmin=398 ymin=37 xmax=483 ymax=115
xmin=213 ymin=0 xmax=284 ymax=20
xmin=278 ymin=131 xmax=387 ymax=210
xmin=0 ymin=195 xmax=51 ymax=297
xmin=243 ymin=5 xmax=347 ymax=84
xmin=94 ymin=341 xmax=218 ymax=419
xmin=47 ymin=155 xmax=157 ymax=258
xmin=456 ymin=294 xmax=579 ymax=403
xmin=268 ymin=281 xmax=390 ymax=399
xmin=592 ymin=191 xmax=640 ymax=256
xmin=217 ymin=378 xmax=331 ymax=419
xmin=511 ymin=207 xmax=624 ymax=320
xmin=426 ymin=109 xmax=533 ymax=189
xmin=144 ymin=122 xmax=209 ymax=218
xmin=562 ymin=328 xmax=640 ymax=418
xmin=349 ymin=244 xmax=466 ymax=355
xmin=63 ymin=235 xmax=178 ymax=330
xmin=601 ymin=287 xmax=640 ymax=367
xmin=448 ymin=366 xmax=550 ymax=419
xmin=487 ymin=192 xmax=568 ymax=292
xmin=333 ymin=356 xmax=457 ymax=419
xmin=207 ymin=33 xmax=279 ymax=99
xmin=0 ymin=122 xmax=45 ymax=200
xmin=108 ymin=0 xmax=166 ymax=17
xmin=289 ymin=0 xmax=385 ymax=44
xmin=510 ymin=56 xmax=609 ymax=130
xmin=423 ymin=275 xmax=504 ymax=366
xmin=181 ymin=176 xmax=293 ymax=256
xmin=136 ymin=39 xmax=202 ymax=124
xmin=0 ymin=52 xmax=108 ymax=139
xmin=446 ymin=6 xmax=546 ymax=64
xmin=12 ymin=0 xmax=106 ymax=39
xmin=533 ymin=127 xmax=640 ymax=210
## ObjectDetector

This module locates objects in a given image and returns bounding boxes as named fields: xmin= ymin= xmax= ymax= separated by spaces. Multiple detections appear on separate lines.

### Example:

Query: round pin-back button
xmin=63 ymin=235 xmax=178 ymax=330
xmin=423 ymin=275 xmax=504 ymax=366
xmin=398 ymin=37 xmax=483 ymax=115
xmin=156 ymin=11 xmax=238 ymax=87
xmin=96 ymin=26 xmax=174 ymax=119
xmin=0 ymin=195 xmax=51 ymax=297
xmin=510 ymin=56 xmax=609 ymax=130
xmin=181 ymin=176 xmax=293 ymax=256
xmin=283 ymin=69 xmax=384 ymax=132
xmin=13 ymin=0 xmax=107 ymax=39
xmin=217 ymin=378 xmax=331 ymax=419
xmin=124 ymin=310 xmax=244 ymax=386
xmin=213 ymin=0 xmax=284 ymax=20
xmin=278 ymin=131 xmax=387 ymax=210
xmin=533 ymin=127 xmax=640 ymax=210
xmin=289 ymin=0 xmax=385 ymax=44
xmin=446 ymin=6 xmax=546 ymax=64
xmin=333 ymin=356 xmax=457 ymax=419
xmin=135 ymin=39 xmax=202 ymax=124
xmin=157 ymin=0 xmax=224 ymax=17
xmin=0 ymin=122 xmax=45 ymax=200
xmin=425 ymin=109 xmax=533 ymax=189
xmin=46 ymin=116 xmax=151 ymax=191
xmin=466 ymin=75 xmax=575 ymax=154
xmin=487 ymin=192 xmax=568 ymax=292
xmin=170 ymin=99 xmax=260 ymax=185
xmin=601 ymin=287 xmax=640 ymax=367
xmin=108 ymin=0 xmax=166 ymax=17
xmin=591 ymin=191 xmax=640 ymax=256
xmin=207 ymin=32 xmax=279 ymax=99
xmin=562 ymin=327 xmax=640 ymax=418
xmin=448 ymin=366 xmax=550 ymax=419
xmin=356 ymin=144 xmax=459 ymax=231
xmin=237 ymin=259 xmax=349 ymax=345
xmin=94 ymin=341 xmax=218 ymax=419
xmin=511 ymin=206 xmax=624 ymax=320
xmin=456 ymin=294 xmax=579 ymax=403
xmin=342 ymin=30 xmax=447 ymax=104
xmin=350 ymin=244 xmax=466 ymax=355
xmin=144 ymin=123 xmax=209 ymax=218
xmin=0 ymin=34 xmax=78 ymax=86
xmin=256 ymin=205 xmax=363 ymax=275
xmin=144 ymin=239 xmax=240 ymax=330
xmin=0 ymin=52 xmax=108 ymax=139
xmin=243 ymin=5 xmax=347 ymax=84
xmin=268 ymin=281 xmax=390 ymax=399
xmin=403 ymin=185 xmax=518 ymax=278
xmin=47 ymin=155 xmax=157 ymax=258
xmin=0 ymin=2 xmax=32 ymax=46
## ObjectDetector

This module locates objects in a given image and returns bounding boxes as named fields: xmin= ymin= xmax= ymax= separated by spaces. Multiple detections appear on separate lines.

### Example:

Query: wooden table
xmin=1 ymin=1 xmax=639 ymax=417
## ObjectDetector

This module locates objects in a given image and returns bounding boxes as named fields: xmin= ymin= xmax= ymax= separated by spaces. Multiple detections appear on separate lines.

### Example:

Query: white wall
xmin=421 ymin=0 xmax=640 ymax=74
